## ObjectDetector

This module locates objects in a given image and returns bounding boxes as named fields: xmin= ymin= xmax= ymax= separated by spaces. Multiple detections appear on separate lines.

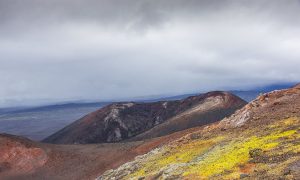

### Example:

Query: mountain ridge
xmin=43 ymin=91 xmax=246 ymax=144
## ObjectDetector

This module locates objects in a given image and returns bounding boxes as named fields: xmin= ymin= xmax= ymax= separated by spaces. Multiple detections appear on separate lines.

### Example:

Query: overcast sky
xmin=0 ymin=0 xmax=300 ymax=107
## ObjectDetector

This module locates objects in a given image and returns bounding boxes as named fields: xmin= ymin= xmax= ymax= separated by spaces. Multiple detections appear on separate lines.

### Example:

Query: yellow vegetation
xmin=126 ymin=117 xmax=300 ymax=179
xmin=182 ymin=129 xmax=296 ymax=178
xmin=128 ymin=136 xmax=224 ymax=178
xmin=269 ymin=117 xmax=299 ymax=129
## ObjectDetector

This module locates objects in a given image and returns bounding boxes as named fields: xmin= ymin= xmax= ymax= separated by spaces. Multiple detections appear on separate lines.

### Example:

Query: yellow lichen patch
xmin=128 ymin=136 xmax=224 ymax=178
xmin=269 ymin=117 xmax=300 ymax=129
xmin=182 ymin=128 xmax=298 ymax=178
xmin=264 ymin=134 xmax=300 ymax=156
xmin=157 ymin=136 xmax=224 ymax=166
xmin=282 ymin=117 xmax=299 ymax=126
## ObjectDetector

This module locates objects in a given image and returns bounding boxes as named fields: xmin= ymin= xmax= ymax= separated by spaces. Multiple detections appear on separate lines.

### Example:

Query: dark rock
xmin=190 ymin=133 xmax=201 ymax=140
xmin=284 ymin=160 xmax=300 ymax=177
xmin=249 ymin=148 xmax=263 ymax=158
xmin=240 ymin=173 xmax=250 ymax=178
xmin=0 ymin=162 xmax=11 ymax=172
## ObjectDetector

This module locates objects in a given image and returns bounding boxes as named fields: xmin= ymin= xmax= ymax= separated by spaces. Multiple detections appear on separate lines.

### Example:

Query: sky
xmin=0 ymin=0 xmax=300 ymax=107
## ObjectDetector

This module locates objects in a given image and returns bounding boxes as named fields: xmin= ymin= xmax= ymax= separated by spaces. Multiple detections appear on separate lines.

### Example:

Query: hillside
xmin=0 ymin=126 xmax=205 ymax=180
xmin=98 ymin=85 xmax=300 ymax=179
xmin=43 ymin=91 xmax=246 ymax=144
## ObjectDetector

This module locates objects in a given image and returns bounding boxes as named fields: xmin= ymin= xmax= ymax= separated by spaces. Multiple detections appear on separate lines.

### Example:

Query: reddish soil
xmin=0 ymin=125 xmax=202 ymax=180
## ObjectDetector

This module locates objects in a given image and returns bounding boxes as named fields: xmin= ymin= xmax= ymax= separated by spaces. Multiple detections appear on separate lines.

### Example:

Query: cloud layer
xmin=0 ymin=0 xmax=300 ymax=107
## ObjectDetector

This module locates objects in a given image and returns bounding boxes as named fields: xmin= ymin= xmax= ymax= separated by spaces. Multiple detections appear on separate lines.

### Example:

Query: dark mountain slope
xmin=129 ymin=92 xmax=243 ymax=141
xmin=43 ymin=91 xmax=246 ymax=144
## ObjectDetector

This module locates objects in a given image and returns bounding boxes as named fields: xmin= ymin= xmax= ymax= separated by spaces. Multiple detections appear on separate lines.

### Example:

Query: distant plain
xmin=0 ymin=105 xmax=104 ymax=140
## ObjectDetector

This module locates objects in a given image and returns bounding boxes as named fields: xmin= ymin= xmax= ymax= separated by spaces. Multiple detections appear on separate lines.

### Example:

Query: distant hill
xmin=0 ymin=103 xmax=108 ymax=140
xmin=0 ymin=83 xmax=294 ymax=141
xmin=231 ymin=83 xmax=295 ymax=102
xmin=139 ymin=83 xmax=296 ymax=103
xmin=43 ymin=91 xmax=246 ymax=144
xmin=0 ymin=102 xmax=110 ymax=115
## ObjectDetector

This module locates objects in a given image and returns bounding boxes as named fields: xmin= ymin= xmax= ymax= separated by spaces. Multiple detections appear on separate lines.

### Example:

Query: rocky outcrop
xmin=220 ymin=84 xmax=300 ymax=128
xmin=43 ymin=91 xmax=246 ymax=144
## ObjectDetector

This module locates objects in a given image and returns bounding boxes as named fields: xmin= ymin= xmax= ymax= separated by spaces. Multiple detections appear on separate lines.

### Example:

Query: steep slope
xmin=43 ymin=91 xmax=246 ymax=144
xmin=98 ymin=85 xmax=300 ymax=179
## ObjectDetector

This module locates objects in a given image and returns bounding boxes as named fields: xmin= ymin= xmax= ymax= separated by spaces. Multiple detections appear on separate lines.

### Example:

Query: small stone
xmin=249 ymin=148 xmax=263 ymax=158
xmin=240 ymin=174 xmax=250 ymax=178
xmin=283 ymin=169 xmax=291 ymax=175
xmin=190 ymin=133 xmax=201 ymax=139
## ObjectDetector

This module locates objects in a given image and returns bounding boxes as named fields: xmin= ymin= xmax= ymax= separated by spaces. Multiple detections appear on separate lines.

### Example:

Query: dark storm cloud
xmin=1 ymin=0 xmax=298 ymax=32
xmin=0 ymin=0 xmax=300 ymax=107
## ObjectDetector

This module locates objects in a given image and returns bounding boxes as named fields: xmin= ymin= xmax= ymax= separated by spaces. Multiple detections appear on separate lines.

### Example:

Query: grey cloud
xmin=0 ymin=0 xmax=300 ymax=107
xmin=1 ymin=0 xmax=300 ymax=32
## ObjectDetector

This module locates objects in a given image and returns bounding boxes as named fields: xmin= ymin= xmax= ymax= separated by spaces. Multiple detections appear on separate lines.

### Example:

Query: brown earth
xmin=0 ymin=126 xmax=205 ymax=180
